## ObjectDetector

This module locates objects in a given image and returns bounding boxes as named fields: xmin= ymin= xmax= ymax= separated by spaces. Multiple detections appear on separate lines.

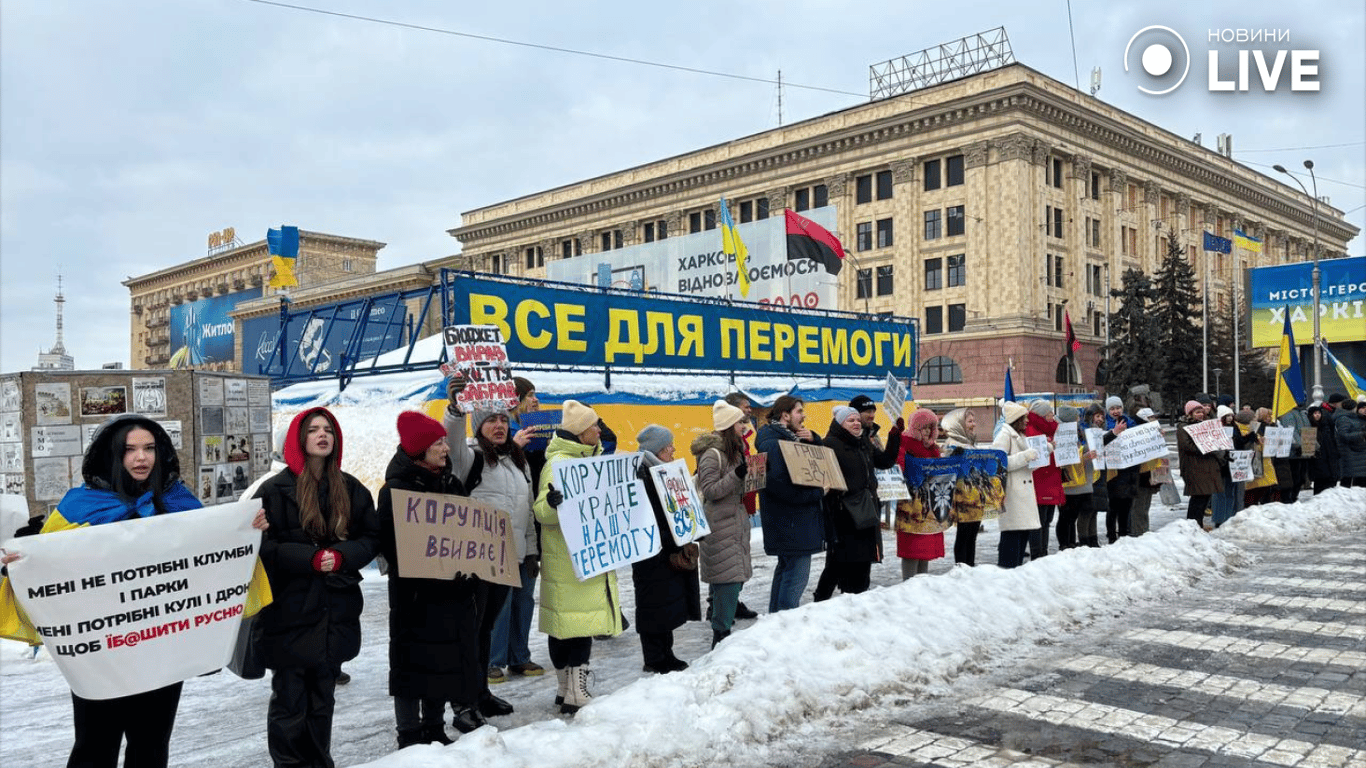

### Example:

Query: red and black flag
xmin=785 ymin=210 xmax=844 ymax=275
xmin=1064 ymin=310 xmax=1081 ymax=358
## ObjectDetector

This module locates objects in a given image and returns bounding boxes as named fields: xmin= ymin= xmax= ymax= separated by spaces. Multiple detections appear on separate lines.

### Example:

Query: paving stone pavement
xmin=820 ymin=539 xmax=1366 ymax=768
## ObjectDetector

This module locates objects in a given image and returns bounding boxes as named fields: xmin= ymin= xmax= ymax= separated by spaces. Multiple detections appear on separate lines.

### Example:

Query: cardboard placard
xmin=1300 ymin=427 xmax=1318 ymax=457
xmin=442 ymin=325 xmax=518 ymax=413
xmin=742 ymin=453 xmax=767 ymax=494
xmin=1184 ymin=419 xmax=1235 ymax=454
xmin=388 ymin=489 xmax=519 ymax=587
xmin=777 ymin=441 xmax=847 ymax=491
xmin=882 ymin=372 xmax=907 ymax=423
xmin=646 ymin=459 xmax=711 ymax=545
xmin=552 ymin=453 xmax=660 ymax=580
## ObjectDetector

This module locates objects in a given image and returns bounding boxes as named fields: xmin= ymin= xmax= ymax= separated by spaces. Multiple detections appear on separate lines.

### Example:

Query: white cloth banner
xmin=1053 ymin=427 xmax=1081 ymax=467
xmin=1184 ymin=419 xmax=1236 ymax=454
xmin=2 ymin=501 xmax=261 ymax=700
xmin=646 ymin=459 xmax=711 ymax=545
xmin=553 ymin=452 xmax=661 ymax=580
xmin=1102 ymin=422 xmax=1168 ymax=469
xmin=1229 ymin=450 xmax=1256 ymax=482
xmin=1262 ymin=427 xmax=1293 ymax=458
xmin=1025 ymin=435 xmax=1052 ymax=469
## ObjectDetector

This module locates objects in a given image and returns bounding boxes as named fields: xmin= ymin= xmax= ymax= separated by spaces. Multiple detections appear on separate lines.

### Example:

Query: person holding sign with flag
xmin=254 ymin=407 xmax=380 ymax=768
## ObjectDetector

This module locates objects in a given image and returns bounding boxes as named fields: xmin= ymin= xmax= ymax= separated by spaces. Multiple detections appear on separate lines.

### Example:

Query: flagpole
xmin=1232 ymin=270 xmax=1241 ymax=407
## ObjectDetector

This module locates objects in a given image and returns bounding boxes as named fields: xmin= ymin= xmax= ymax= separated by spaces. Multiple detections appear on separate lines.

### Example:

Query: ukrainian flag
xmin=1272 ymin=310 xmax=1306 ymax=418
xmin=719 ymin=199 xmax=750 ymax=298
xmin=1233 ymin=228 xmax=1262 ymax=253
xmin=1323 ymin=340 xmax=1366 ymax=401
xmin=268 ymin=226 xmax=300 ymax=289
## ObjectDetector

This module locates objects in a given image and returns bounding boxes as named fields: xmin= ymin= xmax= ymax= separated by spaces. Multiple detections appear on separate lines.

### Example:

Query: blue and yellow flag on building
xmin=1272 ymin=310 xmax=1306 ymax=418
xmin=1322 ymin=340 xmax=1366 ymax=401
xmin=719 ymin=199 xmax=750 ymax=298
xmin=267 ymin=226 xmax=300 ymax=289
xmin=1233 ymin=229 xmax=1263 ymax=253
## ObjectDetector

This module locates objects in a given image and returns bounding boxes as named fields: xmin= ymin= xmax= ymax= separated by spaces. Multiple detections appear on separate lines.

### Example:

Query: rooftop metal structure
xmin=869 ymin=27 xmax=1015 ymax=101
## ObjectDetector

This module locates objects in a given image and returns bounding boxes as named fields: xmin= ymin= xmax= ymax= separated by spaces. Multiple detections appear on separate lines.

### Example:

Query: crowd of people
xmin=3 ymin=382 xmax=1364 ymax=767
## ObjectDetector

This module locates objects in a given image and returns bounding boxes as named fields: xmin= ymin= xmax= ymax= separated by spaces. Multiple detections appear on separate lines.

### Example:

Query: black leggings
xmin=547 ymin=636 xmax=592 ymax=669
xmin=1187 ymin=494 xmax=1211 ymax=523
xmin=954 ymin=521 xmax=981 ymax=566
xmin=69 ymin=683 xmax=182 ymax=768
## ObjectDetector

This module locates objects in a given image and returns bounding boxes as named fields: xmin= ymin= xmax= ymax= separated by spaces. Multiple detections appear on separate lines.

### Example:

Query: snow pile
xmin=354 ymin=518 xmax=1268 ymax=768
xmin=1213 ymin=486 xmax=1366 ymax=545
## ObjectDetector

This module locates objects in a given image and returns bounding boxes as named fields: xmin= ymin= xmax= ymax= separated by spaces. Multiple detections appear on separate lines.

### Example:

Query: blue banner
xmin=1246 ymin=256 xmax=1365 ymax=348
xmin=243 ymin=298 xmax=407 ymax=374
xmin=447 ymin=275 xmax=917 ymax=379
xmin=169 ymin=289 xmax=259 ymax=367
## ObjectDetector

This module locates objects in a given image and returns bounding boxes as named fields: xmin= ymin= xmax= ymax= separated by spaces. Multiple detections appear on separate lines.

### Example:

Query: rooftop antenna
xmin=776 ymin=69 xmax=783 ymax=126
xmin=1089 ymin=66 xmax=1102 ymax=96
xmin=52 ymin=272 xmax=67 ymax=355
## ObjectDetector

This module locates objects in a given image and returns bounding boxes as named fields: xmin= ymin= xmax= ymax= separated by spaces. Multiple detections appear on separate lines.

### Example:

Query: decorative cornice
xmin=993 ymin=134 xmax=1033 ymax=163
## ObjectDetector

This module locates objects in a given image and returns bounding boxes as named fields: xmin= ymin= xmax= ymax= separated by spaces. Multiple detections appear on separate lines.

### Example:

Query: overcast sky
xmin=1 ymin=0 xmax=1361 ymax=373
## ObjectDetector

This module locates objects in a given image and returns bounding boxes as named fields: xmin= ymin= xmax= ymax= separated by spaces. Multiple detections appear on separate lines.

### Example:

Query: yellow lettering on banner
xmin=643 ymin=312 xmax=676 ymax=357
xmin=469 ymin=293 xmax=511 ymax=343
xmin=720 ymin=319 xmax=746 ymax=360
xmin=605 ymin=309 xmax=643 ymax=363
xmin=851 ymin=330 xmax=873 ymax=366
xmin=892 ymin=333 xmax=913 ymax=368
xmin=678 ymin=315 xmax=704 ymax=357
xmin=773 ymin=323 xmax=795 ymax=362
xmin=515 ymin=300 xmax=552 ymax=349
xmin=821 ymin=328 xmax=848 ymax=365
xmin=873 ymin=331 xmax=893 ymax=367
xmin=749 ymin=321 xmax=773 ymax=362
xmin=797 ymin=326 xmax=820 ymax=363
xmin=556 ymin=304 xmax=587 ymax=352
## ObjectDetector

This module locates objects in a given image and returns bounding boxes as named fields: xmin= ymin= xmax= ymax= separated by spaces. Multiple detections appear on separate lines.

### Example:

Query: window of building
xmin=1055 ymin=255 xmax=1064 ymax=288
xmin=925 ymin=305 xmax=943 ymax=334
xmin=876 ymin=218 xmax=894 ymax=248
xmin=919 ymin=356 xmax=962 ymax=384
xmin=1054 ymin=206 xmax=1065 ymax=238
xmin=739 ymin=201 xmax=752 ymax=223
xmin=795 ymin=188 xmax=810 ymax=211
xmin=924 ymin=209 xmax=942 ymax=241
xmin=601 ymin=232 xmax=612 ymax=252
xmin=856 ymin=222 xmax=873 ymax=252
xmin=876 ymin=265 xmax=894 ymax=296
xmin=923 ymin=159 xmax=941 ymax=191
xmin=1090 ymin=171 xmax=1101 ymax=200
xmin=947 ymin=254 xmax=966 ymax=287
xmin=491 ymin=253 xmax=507 ymax=274
xmin=756 ymin=198 xmax=769 ymax=220
xmin=1054 ymin=304 xmax=1065 ymax=331
xmin=946 ymin=154 xmax=964 ymax=187
xmin=1056 ymin=356 xmax=1080 ymax=384
xmin=1089 ymin=217 xmax=1101 ymax=248
xmin=948 ymin=303 xmax=966 ymax=332
xmin=855 ymin=175 xmax=872 ymax=204
xmin=342 ymin=259 xmax=353 ymax=272
xmin=876 ymin=170 xmax=893 ymax=200
xmin=947 ymin=205 xmax=965 ymax=237
xmin=925 ymin=257 xmax=943 ymax=290
xmin=524 ymin=246 xmax=544 ymax=269
xmin=1052 ymin=157 xmax=1064 ymax=188
xmin=689 ymin=212 xmax=702 ymax=233
xmin=643 ymin=222 xmax=656 ymax=243
xmin=856 ymin=268 xmax=872 ymax=299
xmin=1093 ymin=311 xmax=1103 ymax=337
xmin=814 ymin=184 xmax=828 ymax=208
xmin=704 ymin=210 xmax=716 ymax=230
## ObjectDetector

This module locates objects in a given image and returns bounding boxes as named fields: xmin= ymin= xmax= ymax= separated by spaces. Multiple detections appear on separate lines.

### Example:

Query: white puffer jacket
xmin=445 ymin=410 xmax=538 ymax=560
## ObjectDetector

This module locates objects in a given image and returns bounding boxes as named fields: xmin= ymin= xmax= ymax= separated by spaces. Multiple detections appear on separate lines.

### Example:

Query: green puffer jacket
xmin=532 ymin=432 xmax=622 ymax=640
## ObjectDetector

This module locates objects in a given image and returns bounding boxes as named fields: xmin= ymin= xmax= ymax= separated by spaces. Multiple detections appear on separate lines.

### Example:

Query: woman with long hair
xmin=255 ymin=407 xmax=379 ymax=767
xmin=692 ymin=401 xmax=751 ymax=647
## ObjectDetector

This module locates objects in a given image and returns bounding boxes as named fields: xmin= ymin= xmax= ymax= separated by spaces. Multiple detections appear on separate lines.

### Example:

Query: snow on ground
xmin=3 ymin=385 xmax=1363 ymax=768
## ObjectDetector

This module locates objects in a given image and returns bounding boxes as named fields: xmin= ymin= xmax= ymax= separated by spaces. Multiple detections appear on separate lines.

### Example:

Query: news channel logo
xmin=1124 ymin=26 xmax=1320 ymax=96
xmin=1124 ymin=26 xmax=1190 ymax=95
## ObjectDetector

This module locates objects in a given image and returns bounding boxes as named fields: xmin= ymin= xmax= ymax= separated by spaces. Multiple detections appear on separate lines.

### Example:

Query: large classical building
xmin=446 ymin=62 xmax=1357 ymax=400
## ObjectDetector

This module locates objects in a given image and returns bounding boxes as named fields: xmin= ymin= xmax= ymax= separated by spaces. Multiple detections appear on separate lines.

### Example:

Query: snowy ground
xmin=3 ymin=389 xmax=1363 ymax=768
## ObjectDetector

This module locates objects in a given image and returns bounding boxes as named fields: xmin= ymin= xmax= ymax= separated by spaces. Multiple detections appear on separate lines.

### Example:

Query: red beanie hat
xmin=397 ymin=411 xmax=447 ymax=456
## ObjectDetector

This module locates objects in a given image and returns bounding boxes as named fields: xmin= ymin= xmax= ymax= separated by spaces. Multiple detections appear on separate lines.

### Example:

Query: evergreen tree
xmin=1103 ymin=267 xmax=1163 ymax=398
xmin=1207 ymin=292 xmax=1276 ymax=409
xmin=1151 ymin=227 xmax=1205 ymax=410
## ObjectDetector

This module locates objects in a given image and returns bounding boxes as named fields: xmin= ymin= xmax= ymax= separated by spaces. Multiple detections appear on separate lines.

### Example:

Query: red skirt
xmin=896 ymin=530 xmax=945 ymax=560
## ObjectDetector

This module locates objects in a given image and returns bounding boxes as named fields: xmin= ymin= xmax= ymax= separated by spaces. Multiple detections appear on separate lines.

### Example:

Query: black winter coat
xmin=630 ymin=459 xmax=702 ymax=634
xmin=821 ymin=421 xmax=896 ymax=564
xmin=375 ymin=449 xmax=482 ymax=703
xmin=1307 ymin=407 xmax=1341 ymax=481
xmin=254 ymin=470 xmax=380 ymax=672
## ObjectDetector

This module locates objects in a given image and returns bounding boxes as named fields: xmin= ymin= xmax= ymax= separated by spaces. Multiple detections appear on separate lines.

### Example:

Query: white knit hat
xmin=1001 ymin=401 xmax=1029 ymax=425
xmin=713 ymin=400 xmax=745 ymax=431
xmin=560 ymin=400 xmax=599 ymax=436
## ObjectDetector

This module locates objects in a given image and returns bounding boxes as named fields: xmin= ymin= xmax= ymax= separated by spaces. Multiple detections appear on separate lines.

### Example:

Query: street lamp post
xmin=1213 ymin=367 xmax=1222 ymax=396
xmin=1272 ymin=161 xmax=1323 ymax=404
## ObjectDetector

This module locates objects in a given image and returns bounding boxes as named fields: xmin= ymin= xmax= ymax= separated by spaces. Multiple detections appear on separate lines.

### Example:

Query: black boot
xmin=451 ymin=706 xmax=487 ymax=734
xmin=423 ymin=723 xmax=453 ymax=745
xmin=712 ymin=629 xmax=731 ymax=648
xmin=479 ymin=691 xmax=514 ymax=717
xmin=734 ymin=601 xmax=758 ymax=619
xmin=396 ymin=728 xmax=425 ymax=749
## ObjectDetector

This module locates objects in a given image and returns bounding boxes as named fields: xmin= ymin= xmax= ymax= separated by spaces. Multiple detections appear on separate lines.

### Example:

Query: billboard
xmin=169 ymin=289 xmax=260 ymax=367
xmin=546 ymin=206 xmax=841 ymax=310
xmin=1246 ymin=256 xmax=1366 ymax=348
xmin=242 ymin=297 xmax=407 ymax=374
xmin=448 ymin=274 xmax=916 ymax=379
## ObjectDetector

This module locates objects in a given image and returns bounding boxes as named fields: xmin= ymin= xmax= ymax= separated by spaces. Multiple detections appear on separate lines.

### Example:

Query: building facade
xmin=447 ymin=64 xmax=1357 ymax=401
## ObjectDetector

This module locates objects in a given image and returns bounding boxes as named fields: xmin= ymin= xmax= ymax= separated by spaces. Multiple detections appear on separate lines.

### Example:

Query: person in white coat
xmin=991 ymin=401 xmax=1041 ymax=569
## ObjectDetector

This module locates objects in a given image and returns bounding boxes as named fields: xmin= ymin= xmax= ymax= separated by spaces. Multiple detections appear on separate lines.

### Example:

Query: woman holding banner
xmin=1 ymin=414 xmax=266 ymax=768
xmin=255 ymin=407 xmax=380 ymax=768
xmin=939 ymin=408 xmax=983 ymax=565
xmin=533 ymin=400 xmax=618 ymax=714
xmin=991 ymin=402 xmax=1041 ymax=569
xmin=1175 ymin=401 xmax=1224 ymax=526
xmin=897 ymin=408 xmax=946 ymax=578
xmin=376 ymin=410 xmax=484 ymax=748
xmin=632 ymin=424 xmax=701 ymax=672
xmin=693 ymin=400 xmax=752 ymax=647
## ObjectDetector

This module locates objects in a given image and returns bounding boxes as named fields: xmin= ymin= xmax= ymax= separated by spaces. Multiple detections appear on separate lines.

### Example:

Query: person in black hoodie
xmin=254 ymin=407 xmax=380 ymax=768
xmin=376 ymin=411 xmax=484 ymax=748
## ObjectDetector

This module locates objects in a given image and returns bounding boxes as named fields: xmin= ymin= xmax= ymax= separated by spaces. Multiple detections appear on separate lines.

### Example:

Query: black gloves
xmin=887 ymin=417 xmax=905 ymax=442
xmin=734 ymin=462 xmax=748 ymax=479
xmin=545 ymin=485 xmax=563 ymax=509
xmin=525 ymin=556 xmax=541 ymax=579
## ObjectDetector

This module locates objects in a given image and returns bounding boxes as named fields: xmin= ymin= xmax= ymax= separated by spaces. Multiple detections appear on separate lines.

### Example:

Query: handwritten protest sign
xmin=1101 ymin=422 xmax=1168 ymax=469
xmin=517 ymin=410 xmax=559 ymax=452
xmin=875 ymin=467 xmax=910 ymax=501
xmin=389 ymin=489 xmax=518 ymax=587
xmin=777 ymin=441 xmax=847 ymax=491
xmin=882 ymin=372 xmax=907 ymax=423
xmin=442 ymin=325 xmax=517 ymax=413
xmin=898 ymin=449 xmax=1008 ymax=532
xmin=1084 ymin=428 xmax=1107 ymax=470
xmin=742 ymin=452 xmax=767 ymax=494
xmin=1229 ymin=450 xmax=1256 ymax=482
xmin=1262 ymin=426 xmax=1293 ymax=458
xmin=646 ymin=459 xmax=710 ymax=545
xmin=1025 ymin=435 xmax=1052 ymax=469
xmin=1150 ymin=456 xmax=1174 ymax=484
xmin=554 ymin=453 xmax=660 ymax=580
xmin=1300 ymin=427 xmax=1318 ymax=457
xmin=1053 ymin=426 xmax=1081 ymax=467
xmin=1184 ymin=419 xmax=1235 ymax=454
xmin=2 ymin=501 xmax=261 ymax=700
